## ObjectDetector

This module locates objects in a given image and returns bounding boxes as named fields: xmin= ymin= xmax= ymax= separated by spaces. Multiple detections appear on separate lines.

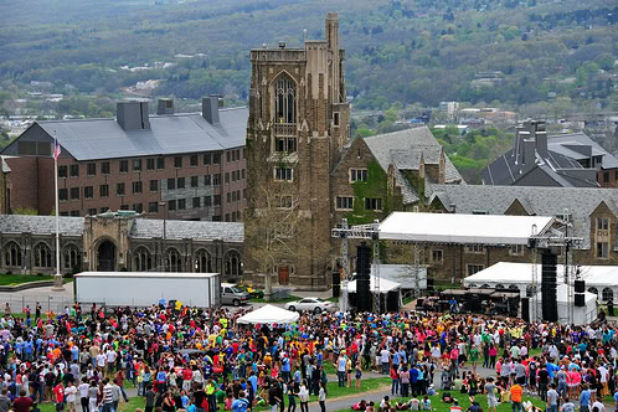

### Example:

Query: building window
xmin=465 ymin=245 xmax=485 ymax=254
xmin=133 ymin=159 xmax=142 ymax=171
xmin=364 ymin=197 xmax=382 ymax=211
xmin=190 ymin=155 xmax=198 ymax=167
xmin=204 ymin=175 xmax=211 ymax=186
xmin=227 ymin=192 xmax=231 ymax=203
xmin=132 ymin=181 xmax=142 ymax=193
xmin=178 ymin=198 xmax=186 ymax=210
xmin=63 ymin=246 xmax=80 ymax=272
xmin=203 ymin=153 xmax=211 ymax=165
xmin=604 ymin=172 xmax=610 ymax=182
xmin=167 ymin=178 xmax=175 ymax=190
xmin=70 ymin=187 xmax=80 ymax=200
xmin=212 ymin=215 xmax=221 ymax=221
xmin=119 ymin=205 xmax=128 ymax=211
xmin=431 ymin=249 xmax=443 ymax=264
xmin=194 ymin=249 xmax=212 ymax=273
xmin=349 ymin=169 xmax=368 ymax=182
xmin=33 ymin=243 xmax=52 ymax=268
xmin=87 ymin=163 xmax=96 ymax=176
xmin=133 ymin=247 xmax=153 ymax=272
xmin=597 ymin=242 xmax=609 ymax=259
xmin=334 ymin=112 xmax=340 ymax=126
xmin=174 ymin=156 xmax=182 ymax=168
xmin=119 ymin=160 xmax=128 ymax=173
xmin=204 ymin=196 xmax=212 ymax=207
xmin=101 ymin=162 xmax=110 ymax=174
xmin=168 ymin=200 xmax=177 ymax=211
xmin=177 ymin=177 xmax=185 ymax=189
xmin=467 ymin=264 xmax=484 ymax=276
xmin=84 ymin=186 xmax=94 ymax=199
xmin=213 ymin=152 xmax=221 ymax=164
xmin=4 ymin=242 xmax=22 ymax=267
xmin=70 ymin=164 xmax=79 ymax=177
xmin=191 ymin=176 xmax=198 ymax=188
xmin=99 ymin=207 xmax=108 ymax=213
xmin=274 ymin=167 xmax=293 ymax=181
xmin=335 ymin=196 xmax=354 ymax=210
xmin=597 ymin=217 xmax=609 ymax=230
xmin=116 ymin=183 xmax=125 ymax=195
xmin=59 ymin=189 xmax=68 ymax=201
xmin=148 ymin=202 xmax=158 ymax=213
xmin=132 ymin=203 xmax=143 ymax=213
xmin=225 ymin=172 xmax=230 ymax=184
xmin=149 ymin=180 xmax=158 ymax=192
xmin=275 ymin=74 xmax=295 ymax=124
xmin=146 ymin=158 xmax=155 ymax=170
xmin=157 ymin=157 xmax=165 ymax=169
xmin=58 ymin=166 xmax=67 ymax=178
xmin=275 ymin=195 xmax=293 ymax=209
xmin=165 ymin=248 xmax=182 ymax=272
xmin=99 ymin=185 xmax=109 ymax=197
xmin=214 ymin=195 xmax=221 ymax=206
xmin=242 ymin=169 xmax=246 ymax=179
xmin=192 ymin=197 xmax=201 ymax=208
xmin=213 ymin=174 xmax=221 ymax=186
xmin=275 ymin=137 xmax=297 ymax=153
xmin=226 ymin=151 xmax=231 ymax=163
xmin=509 ymin=245 xmax=524 ymax=256
xmin=224 ymin=250 xmax=242 ymax=277
xmin=88 ymin=208 xmax=97 ymax=216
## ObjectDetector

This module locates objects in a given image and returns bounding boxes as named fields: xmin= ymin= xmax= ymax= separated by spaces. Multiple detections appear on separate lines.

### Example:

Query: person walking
xmin=510 ymin=380 xmax=523 ymax=412
xmin=318 ymin=382 xmax=326 ymax=412
xmin=298 ymin=381 xmax=309 ymax=412
xmin=547 ymin=383 xmax=559 ymax=412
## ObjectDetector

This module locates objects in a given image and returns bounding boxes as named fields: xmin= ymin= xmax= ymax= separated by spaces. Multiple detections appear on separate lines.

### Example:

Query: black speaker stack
xmin=521 ymin=297 xmax=530 ymax=322
xmin=332 ymin=270 xmax=341 ymax=298
xmin=541 ymin=252 xmax=558 ymax=322
xmin=356 ymin=242 xmax=372 ymax=311
xmin=574 ymin=279 xmax=586 ymax=307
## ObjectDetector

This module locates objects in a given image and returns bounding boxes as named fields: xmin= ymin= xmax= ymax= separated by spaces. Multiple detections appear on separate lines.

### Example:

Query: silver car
xmin=285 ymin=297 xmax=337 ymax=314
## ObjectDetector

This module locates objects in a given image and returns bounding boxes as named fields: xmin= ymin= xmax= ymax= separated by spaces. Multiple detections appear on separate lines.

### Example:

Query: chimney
xmin=325 ymin=12 xmax=339 ymax=51
xmin=535 ymin=130 xmax=548 ymax=157
xmin=116 ymin=101 xmax=150 ymax=130
xmin=157 ymin=98 xmax=174 ymax=115
xmin=202 ymin=96 xmax=220 ymax=125
xmin=522 ymin=139 xmax=536 ymax=173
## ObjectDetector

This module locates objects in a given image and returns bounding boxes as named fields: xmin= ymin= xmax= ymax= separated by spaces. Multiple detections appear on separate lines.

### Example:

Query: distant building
xmin=1 ymin=98 xmax=248 ymax=222
xmin=482 ymin=120 xmax=618 ymax=188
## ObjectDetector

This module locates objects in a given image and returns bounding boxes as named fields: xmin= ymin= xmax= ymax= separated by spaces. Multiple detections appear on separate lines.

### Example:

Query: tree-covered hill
xmin=0 ymin=0 xmax=616 ymax=115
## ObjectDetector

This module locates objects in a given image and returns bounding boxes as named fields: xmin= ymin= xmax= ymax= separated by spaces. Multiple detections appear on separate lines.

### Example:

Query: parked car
xmin=285 ymin=297 xmax=337 ymax=313
xmin=221 ymin=283 xmax=249 ymax=306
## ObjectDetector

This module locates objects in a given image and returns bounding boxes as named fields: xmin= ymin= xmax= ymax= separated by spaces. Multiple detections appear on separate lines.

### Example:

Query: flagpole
xmin=52 ymin=136 xmax=64 ymax=291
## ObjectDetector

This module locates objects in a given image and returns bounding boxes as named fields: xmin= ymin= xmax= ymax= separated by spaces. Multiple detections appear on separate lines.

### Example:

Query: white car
xmin=285 ymin=297 xmax=337 ymax=314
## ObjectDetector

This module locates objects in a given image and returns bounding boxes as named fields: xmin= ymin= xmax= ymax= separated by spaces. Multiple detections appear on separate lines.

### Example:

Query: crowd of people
xmin=0 ymin=299 xmax=614 ymax=412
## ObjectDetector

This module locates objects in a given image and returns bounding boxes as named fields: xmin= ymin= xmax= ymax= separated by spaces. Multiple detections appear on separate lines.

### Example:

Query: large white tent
xmin=237 ymin=304 xmax=299 ymax=325
xmin=464 ymin=262 xmax=618 ymax=302
xmin=378 ymin=212 xmax=554 ymax=245
xmin=530 ymin=284 xmax=597 ymax=325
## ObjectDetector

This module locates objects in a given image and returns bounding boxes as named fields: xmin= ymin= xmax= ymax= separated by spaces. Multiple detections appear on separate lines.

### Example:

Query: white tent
xmin=345 ymin=275 xmax=401 ymax=293
xmin=530 ymin=284 xmax=597 ymax=326
xmin=237 ymin=304 xmax=299 ymax=325
xmin=378 ymin=212 xmax=554 ymax=245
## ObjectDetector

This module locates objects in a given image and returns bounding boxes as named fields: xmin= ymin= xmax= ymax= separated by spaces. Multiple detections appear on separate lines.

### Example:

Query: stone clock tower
xmin=245 ymin=13 xmax=350 ymax=289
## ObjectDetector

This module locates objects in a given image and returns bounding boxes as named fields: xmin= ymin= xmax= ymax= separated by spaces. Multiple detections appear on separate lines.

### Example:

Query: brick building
xmin=1 ymin=98 xmax=248 ymax=222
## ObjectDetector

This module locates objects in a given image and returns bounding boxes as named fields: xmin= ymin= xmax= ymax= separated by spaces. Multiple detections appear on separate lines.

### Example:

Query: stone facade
xmin=0 ymin=213 xmax=243 ymax=281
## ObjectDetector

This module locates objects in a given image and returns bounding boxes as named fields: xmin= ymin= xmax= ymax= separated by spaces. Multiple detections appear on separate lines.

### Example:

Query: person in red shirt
xmin=53 ymin=382 xmax=64 ymax=411
xmin=13 ymin=389 xmax=33 ymax=412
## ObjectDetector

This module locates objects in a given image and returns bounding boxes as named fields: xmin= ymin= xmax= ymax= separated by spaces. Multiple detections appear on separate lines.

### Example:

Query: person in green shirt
xmin=468 ymin=345 xmax=479 ymax=374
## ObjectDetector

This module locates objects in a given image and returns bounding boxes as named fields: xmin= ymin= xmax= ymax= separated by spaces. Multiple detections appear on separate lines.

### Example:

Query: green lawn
xmin=334 ymin=392 xmax=545 ymax=412
xmin=0 ymin=274 xmax=55 ymax=286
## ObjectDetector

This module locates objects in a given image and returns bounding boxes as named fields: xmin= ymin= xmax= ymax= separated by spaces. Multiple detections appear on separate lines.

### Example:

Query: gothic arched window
xmin=194 ymin=249 xmax=212 ymax=273
xmin=224 ymin=250 xmax=242 ymax=277
xmin=34 ymin=243 xmax=52 ymax=268
xmin=63 ymin=245 xmax=81 ymax=272
xmin=4 ymin=242 xmax=22 ymax=267
xmin=165 ymin=248 xmax=182 ymax=272
xmin=276 ymin=75 xmax=295 ymax=124
xmin=133 ymin=247 xmax=153 ymax=272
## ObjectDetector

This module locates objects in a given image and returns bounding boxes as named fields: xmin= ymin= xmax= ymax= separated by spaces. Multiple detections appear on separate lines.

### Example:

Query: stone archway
xmin=97 ymin=241 xmax=116 ymax=271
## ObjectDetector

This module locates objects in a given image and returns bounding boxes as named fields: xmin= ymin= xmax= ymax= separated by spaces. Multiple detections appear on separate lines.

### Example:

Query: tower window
xmin=276 ymin=75 xmax=296 ymax=124
xmin=274 ymin=167 xmax=293 ymax=182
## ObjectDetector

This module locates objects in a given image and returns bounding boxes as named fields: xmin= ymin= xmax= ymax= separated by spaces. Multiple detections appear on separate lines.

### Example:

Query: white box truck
xmin=75 ymin=272 xmax=220 ymax=307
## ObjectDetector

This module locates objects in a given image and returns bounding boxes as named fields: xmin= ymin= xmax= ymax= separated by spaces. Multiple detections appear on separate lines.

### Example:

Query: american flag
xmin=53 ymin=138 xmax=61 ymax=160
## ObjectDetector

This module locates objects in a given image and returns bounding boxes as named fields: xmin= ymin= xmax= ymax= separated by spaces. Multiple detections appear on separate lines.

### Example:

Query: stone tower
xmin=245 ymin=13 xmax=350 ymax=289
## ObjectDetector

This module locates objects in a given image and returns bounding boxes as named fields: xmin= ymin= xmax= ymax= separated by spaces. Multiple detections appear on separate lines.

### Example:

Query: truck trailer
xmin=75 ymin=272 xmax=220 ymax=307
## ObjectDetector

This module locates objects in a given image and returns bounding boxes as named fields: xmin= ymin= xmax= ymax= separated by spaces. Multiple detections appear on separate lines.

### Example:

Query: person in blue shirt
xmin=231 ymin=391 xmax=249 ymax=412
xmin=579 ymin=384 xmax=591 ymax=412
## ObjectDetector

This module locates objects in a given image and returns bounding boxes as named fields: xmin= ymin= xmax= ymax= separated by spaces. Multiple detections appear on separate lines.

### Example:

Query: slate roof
xmin=131 ymin=219 xmax=243 ymax=243
xmin=30 ymin=108 xmax=248 ymax=161
xmin=548 ymin=133 xmax=618 ymax=169
xmin=0 ymin=215 xmax=244 ymax=243
xmin=364 ymin=127 xmax=464 ymax=184
xmin=426 ymin=184 xmax=618 ymax=249
xmin=0 ymin=215 xmax=83 ymax=236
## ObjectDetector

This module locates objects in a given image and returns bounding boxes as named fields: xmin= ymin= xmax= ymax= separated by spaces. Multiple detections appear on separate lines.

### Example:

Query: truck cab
xmin=220 ymin=283 xmax=249 ymax=306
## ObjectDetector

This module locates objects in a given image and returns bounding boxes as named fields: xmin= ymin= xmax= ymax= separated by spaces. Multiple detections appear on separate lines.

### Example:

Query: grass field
xmin=333 ymin=392 xmax=546 ymax=412
xmin=0 ymin=274 xmax=56 ymax=286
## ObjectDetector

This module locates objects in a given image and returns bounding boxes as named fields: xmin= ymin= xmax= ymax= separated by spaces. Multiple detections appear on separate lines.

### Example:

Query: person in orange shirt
xmin=510 ymin=380 xmax=523 ymax=412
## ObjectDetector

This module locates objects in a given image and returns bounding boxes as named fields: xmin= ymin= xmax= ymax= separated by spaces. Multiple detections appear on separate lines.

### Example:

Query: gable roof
xmin=549 ymin=133 xmax=618 ymax=169
xmin=364 ymin=127 xmax=464 ymax=184
xmin=8 ymin=108 xmax=248 ymax=161
xmin=426 ymin=184 xmax=618 ymax=249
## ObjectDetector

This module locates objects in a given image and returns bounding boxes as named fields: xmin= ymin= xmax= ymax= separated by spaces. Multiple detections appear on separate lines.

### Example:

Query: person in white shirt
xmin=64 ymin=382 xmax=77 ymax=412
xmin=97 ymin=352 xmax=107 ymax=370
xmin=78 ymin=379 xmax=90 ymax=412
xmin=106 ymin=350 xmax=117 ymax=376
xmin=591 ymin=399 xmax=606 ymax=412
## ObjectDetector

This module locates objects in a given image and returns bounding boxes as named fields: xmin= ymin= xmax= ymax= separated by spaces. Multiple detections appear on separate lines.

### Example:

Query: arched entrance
xmin=97 ymin=241 xmax=116 ymax=271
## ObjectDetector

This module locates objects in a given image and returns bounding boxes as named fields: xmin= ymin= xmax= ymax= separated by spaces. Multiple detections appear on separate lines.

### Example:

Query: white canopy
xmin=237 ymin=304 xmax=299 ymax=325
xmin=345 ymin=275 xmax=401 ymax=294
xmin=378 ymin=212 xmax=553 ymax=245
